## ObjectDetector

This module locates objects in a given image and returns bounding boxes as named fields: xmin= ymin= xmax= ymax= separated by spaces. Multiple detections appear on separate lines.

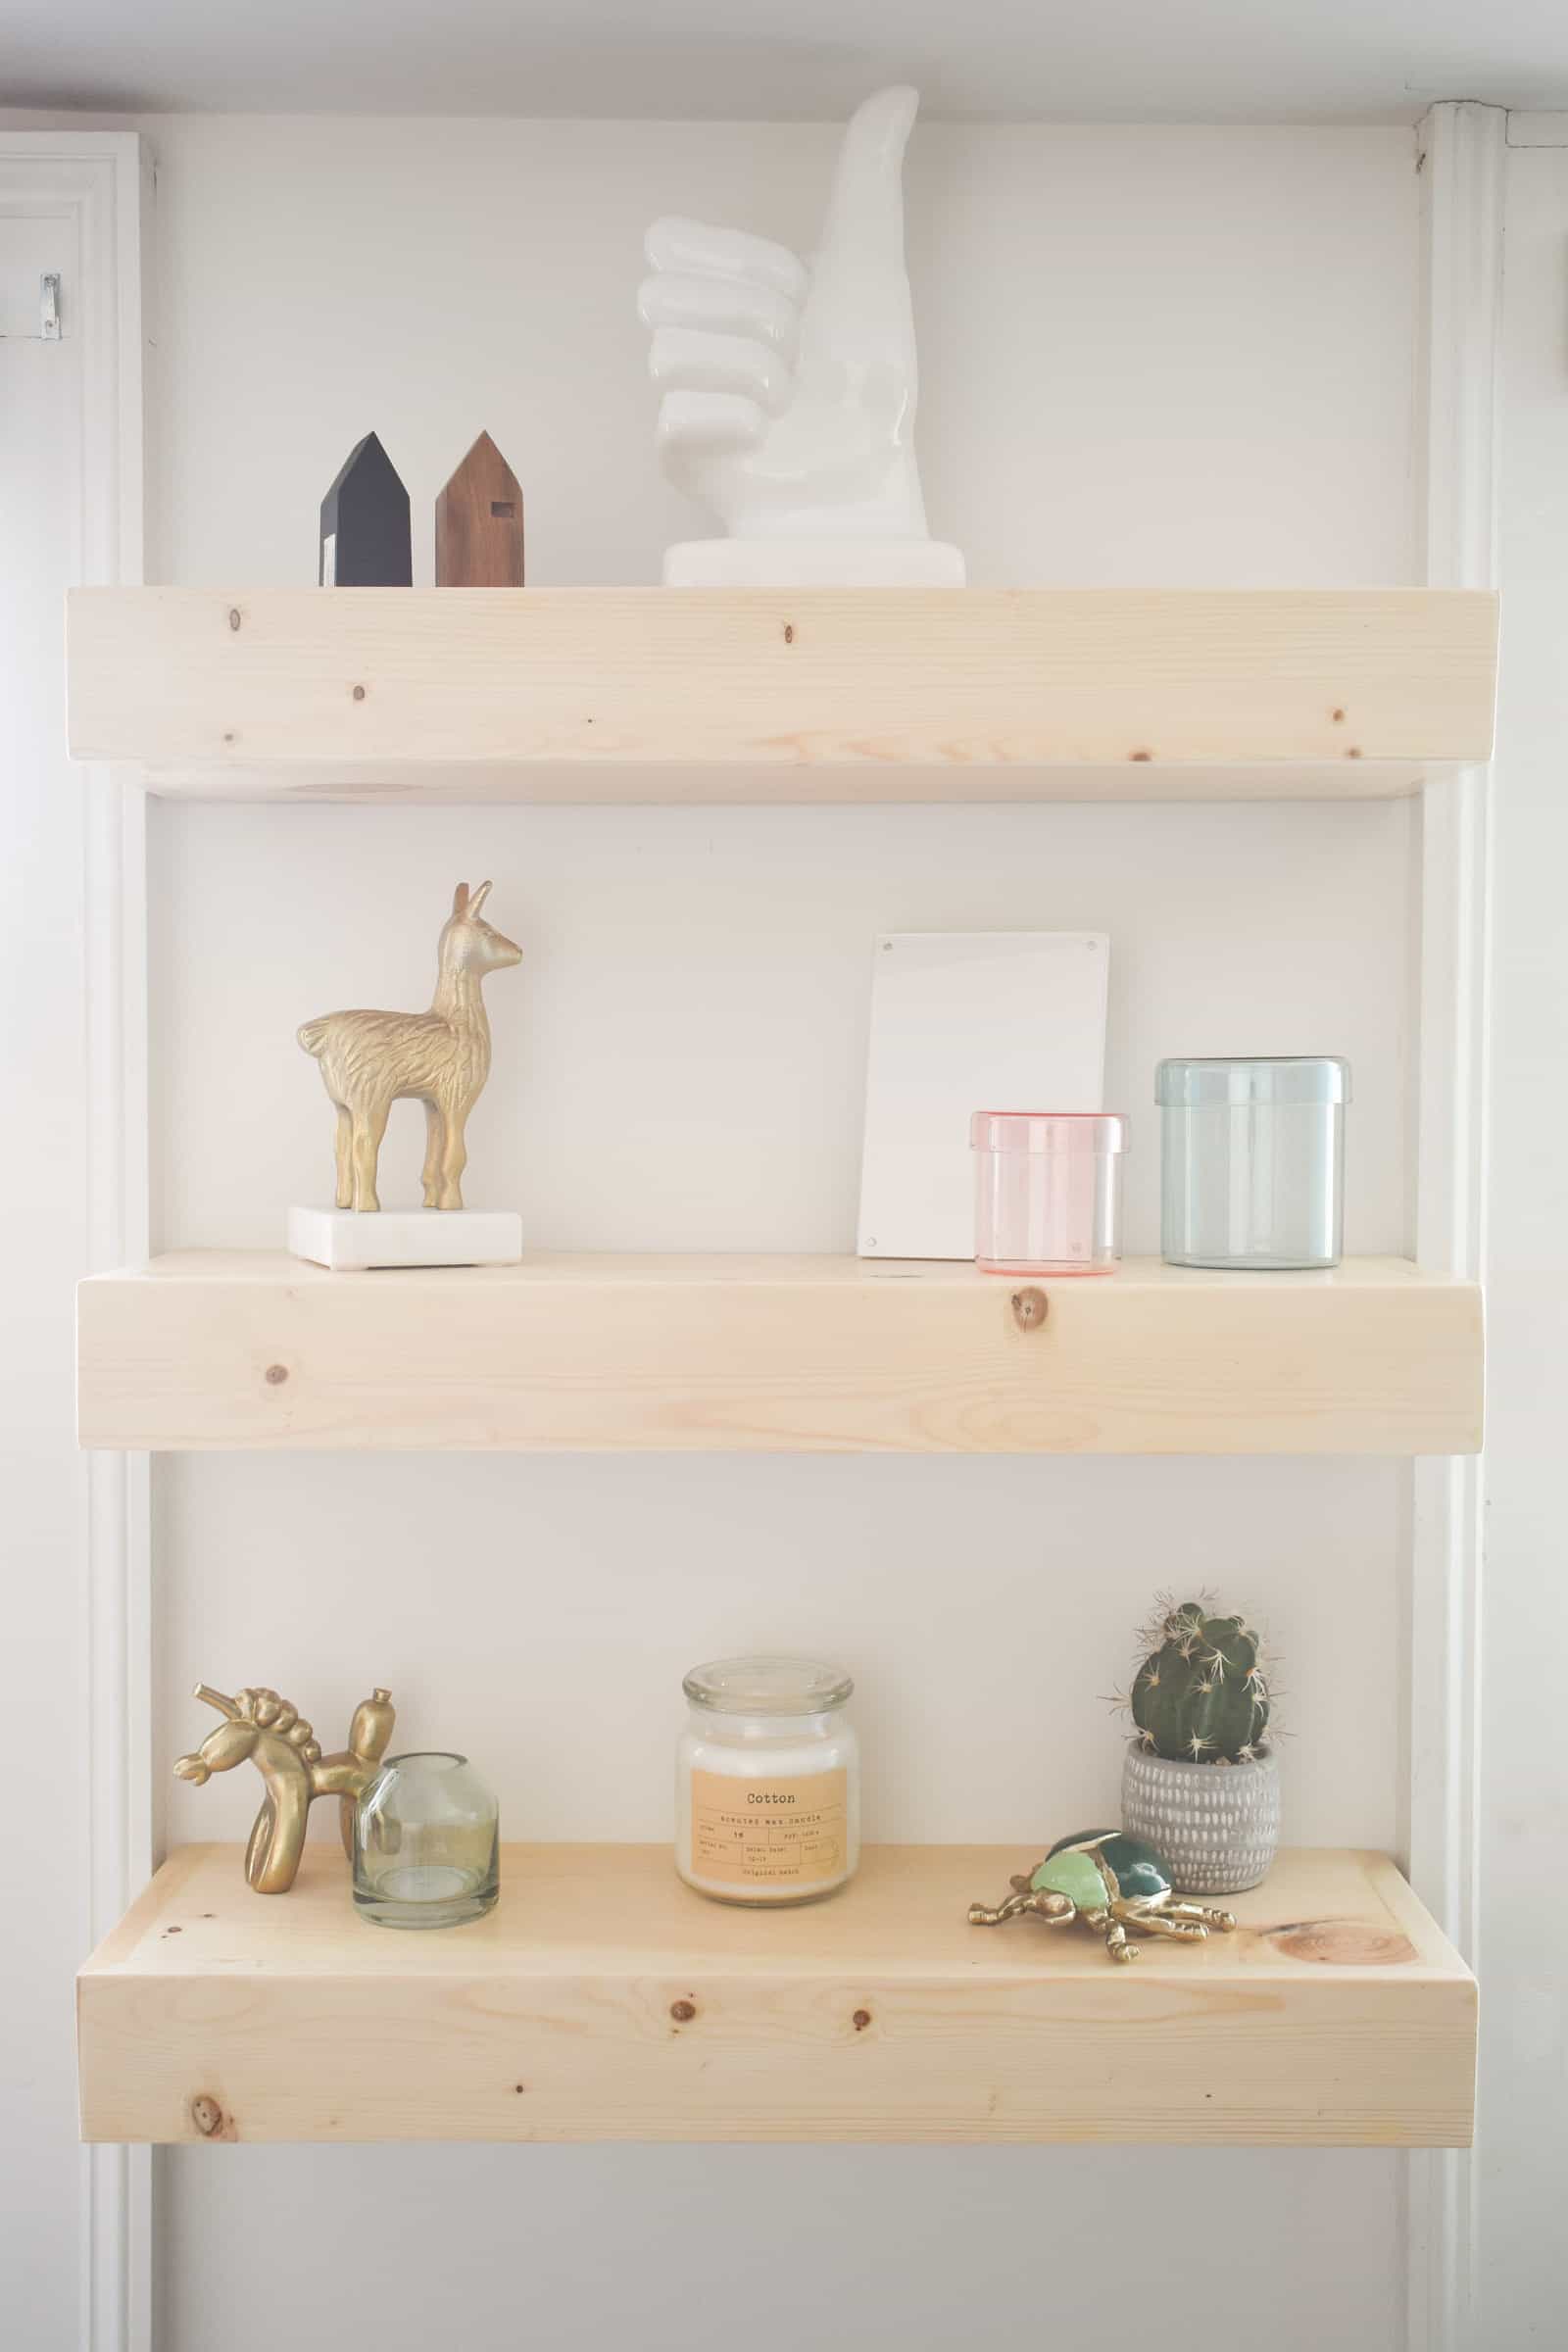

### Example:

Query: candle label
xmin=689 ymin=1767 xmax=848 ymax=1888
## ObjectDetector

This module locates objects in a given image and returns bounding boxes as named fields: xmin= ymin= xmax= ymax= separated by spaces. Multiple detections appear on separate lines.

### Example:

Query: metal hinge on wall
xmin=40 ymin=271 xmax=61 ymax=339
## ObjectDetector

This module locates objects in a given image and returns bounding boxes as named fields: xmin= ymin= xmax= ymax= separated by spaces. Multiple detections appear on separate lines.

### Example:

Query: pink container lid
xmin=970 ymin=1111 xmax=1130 ymax=1153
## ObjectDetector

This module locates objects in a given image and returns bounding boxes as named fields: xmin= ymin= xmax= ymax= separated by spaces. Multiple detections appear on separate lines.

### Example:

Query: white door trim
xmin=1407 ymin=96 xmax=1505 ymax=2352
xmin=0 ymin=126 xmax=153 ymax=2352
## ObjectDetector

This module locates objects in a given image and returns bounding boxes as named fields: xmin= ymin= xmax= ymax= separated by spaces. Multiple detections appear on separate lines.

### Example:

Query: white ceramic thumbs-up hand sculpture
xmin=639 ymin=86 xmax=965 ymax=586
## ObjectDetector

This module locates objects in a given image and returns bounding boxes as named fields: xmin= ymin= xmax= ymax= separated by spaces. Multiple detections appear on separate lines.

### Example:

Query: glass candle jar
xmin=353 ymin=1751 xmax=500 ymax=1930
xmin=969 ymin=1110 xmax=1128 ymax=1274
xmin=675 ymin=1655 xmax=859 ymax=1905
xmin=1156 ymin=1056 xmax=1349 ymax=1270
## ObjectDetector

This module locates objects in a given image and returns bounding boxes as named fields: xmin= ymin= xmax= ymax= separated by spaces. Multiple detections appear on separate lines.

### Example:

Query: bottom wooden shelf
xmin=78 ymin=1842 xmax=1475 ymax=2148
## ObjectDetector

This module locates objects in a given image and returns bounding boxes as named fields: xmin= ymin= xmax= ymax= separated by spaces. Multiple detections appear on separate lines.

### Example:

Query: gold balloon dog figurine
xmin=174 ymin=1685 xmax=396 ymax=1893
xmin=298 ymin=880 xmax=521 ymax=1213
xmin=968 ymin=1830 xmax=1237 ymax=1965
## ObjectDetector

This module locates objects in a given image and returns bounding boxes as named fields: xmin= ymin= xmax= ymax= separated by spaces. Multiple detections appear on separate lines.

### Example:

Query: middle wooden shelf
xmin=76 ymin=1250 xmax=1482 ymax=1454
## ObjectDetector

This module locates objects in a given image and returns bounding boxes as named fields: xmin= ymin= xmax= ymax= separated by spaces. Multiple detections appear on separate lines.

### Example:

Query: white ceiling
xmin=7 ymin=0 xmax=1568 ymax=122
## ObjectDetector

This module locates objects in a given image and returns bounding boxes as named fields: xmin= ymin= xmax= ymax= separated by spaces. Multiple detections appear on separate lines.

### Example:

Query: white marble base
xmin=662 ymin=537 xmax=967 ymax=588
xmin=287 ymin=1205 xmax=523 ymax=1272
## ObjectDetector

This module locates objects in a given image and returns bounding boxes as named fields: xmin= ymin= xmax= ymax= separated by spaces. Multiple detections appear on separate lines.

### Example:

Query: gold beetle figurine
xmin=968 ymin=1829 xmax=1237 ymax=1964
xmin=173 ymin=1684 xmax=395 ymax=1894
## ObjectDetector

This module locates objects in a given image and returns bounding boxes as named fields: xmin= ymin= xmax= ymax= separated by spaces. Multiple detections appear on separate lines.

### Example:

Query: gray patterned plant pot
xmin=1120 ymin=1740 xmax=1281 ymax=1894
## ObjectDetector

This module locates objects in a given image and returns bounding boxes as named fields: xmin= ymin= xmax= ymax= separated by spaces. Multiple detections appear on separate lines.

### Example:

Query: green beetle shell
xmin=1039 ymin=1829 xmax=1174 ymax=1906
xmin=1028 ymin=1846 xmax=1108 ymax=1910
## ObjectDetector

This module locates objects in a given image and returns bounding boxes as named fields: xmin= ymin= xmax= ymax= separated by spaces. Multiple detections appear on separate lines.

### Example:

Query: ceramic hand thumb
xmin=815 ymin=85 xmax=918 ymax=276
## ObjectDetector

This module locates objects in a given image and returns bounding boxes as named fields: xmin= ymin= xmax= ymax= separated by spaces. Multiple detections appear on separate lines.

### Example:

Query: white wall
xmin=137 ymin=116 xmax=1420 ymax=2351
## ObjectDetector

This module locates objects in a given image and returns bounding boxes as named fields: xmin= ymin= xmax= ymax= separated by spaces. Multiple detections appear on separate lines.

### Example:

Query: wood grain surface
xmin=74 ymin=1250 xmax=1484 ymax=1455
xmin=66 ymin=586 xmax=1498 ymax=796
xmin=76 ymin=1842 xmax=1477 ymax=2146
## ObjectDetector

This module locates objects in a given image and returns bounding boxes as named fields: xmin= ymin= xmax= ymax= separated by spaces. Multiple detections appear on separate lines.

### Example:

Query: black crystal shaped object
xmin=318 ymin=431 xmax=412 ymax=586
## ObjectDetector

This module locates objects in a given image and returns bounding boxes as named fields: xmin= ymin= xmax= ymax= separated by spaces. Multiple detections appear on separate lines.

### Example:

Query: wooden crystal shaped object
xmin=436 ymin=431 xmax=524 ymax=585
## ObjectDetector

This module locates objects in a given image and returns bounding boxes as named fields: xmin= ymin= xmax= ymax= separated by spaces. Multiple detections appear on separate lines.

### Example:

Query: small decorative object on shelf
xmin=1120 ymin=1594 xmax=1282 ymax=1892
xmin=173 ymin=1683 xmax=395 ymax=1895
xmin=318 ymin=430 xmax=412 ymax=586
xmin=638 ymin=86 xmax=965 ymax=587
xmin=293 ymin=880 xmax=522 ymax=1267
xmin=676 ymin=1655 xmax=859 ymax=1905
xmin=1156 ymin=1055 xmax=1350 ymax=1269
xmin=353 ymin=1751 xmax=500 ymax=1930
xmin=970 ymin=1110 xmax=1128 ymax=1275
xmin=967 ymin=1830 xmax=1237 ymax=1965
xmin=435 ymin=431 xmax=524 ymax=586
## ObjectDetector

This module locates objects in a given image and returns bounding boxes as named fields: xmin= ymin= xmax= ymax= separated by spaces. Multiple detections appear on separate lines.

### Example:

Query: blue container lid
xmin=1155 ymin=1055 xmax=1351 ymax=1107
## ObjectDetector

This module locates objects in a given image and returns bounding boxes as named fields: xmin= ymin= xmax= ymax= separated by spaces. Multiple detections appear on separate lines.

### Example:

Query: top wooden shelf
xmin=66 ymin=587 xmax=1498 ymax=803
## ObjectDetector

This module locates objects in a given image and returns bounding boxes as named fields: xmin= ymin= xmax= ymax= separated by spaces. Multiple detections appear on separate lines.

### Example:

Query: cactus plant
xmin=1129 ymin=1596 xmax=1271 ymax=1764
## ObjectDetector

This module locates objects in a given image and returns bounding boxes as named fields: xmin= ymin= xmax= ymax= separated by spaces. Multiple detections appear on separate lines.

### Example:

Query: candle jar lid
xmin=1155 ymin=1055 xmax=1350 ymax=1107
xmin=970 ymin=1110 xmax=1129 ymax=1153
xmin=682 ymin=1654 xmax=854 ymax=1716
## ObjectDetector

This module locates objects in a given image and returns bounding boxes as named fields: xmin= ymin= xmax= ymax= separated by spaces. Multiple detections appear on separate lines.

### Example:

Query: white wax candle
xmin=674 ymin=1657 xmax=860 ymax=1905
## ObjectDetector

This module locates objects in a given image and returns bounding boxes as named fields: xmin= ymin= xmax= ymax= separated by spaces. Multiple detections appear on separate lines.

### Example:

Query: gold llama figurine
xmin=173 ymin=1684 xmax=396 ymax=1894
xmin=298 ymin=880 xmax=520 ymax=1212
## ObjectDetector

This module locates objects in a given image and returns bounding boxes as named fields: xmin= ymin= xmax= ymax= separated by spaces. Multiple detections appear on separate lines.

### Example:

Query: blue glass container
xmin=1156 ymin=1056 xmax=1349 ymax=1270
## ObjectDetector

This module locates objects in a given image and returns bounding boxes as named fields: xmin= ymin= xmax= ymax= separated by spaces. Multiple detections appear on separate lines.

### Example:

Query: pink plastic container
xmin=969 ymin=1111 xmax=1129 ymax=1275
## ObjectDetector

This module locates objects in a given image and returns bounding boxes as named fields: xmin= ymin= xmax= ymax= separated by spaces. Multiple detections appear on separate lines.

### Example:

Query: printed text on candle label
xmin=690 ymin=1767 xmax=848 ymax=1886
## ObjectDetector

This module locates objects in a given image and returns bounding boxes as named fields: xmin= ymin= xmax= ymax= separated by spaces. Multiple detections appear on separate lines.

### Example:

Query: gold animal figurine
xmin=298 ymin=880 xmax=521 ymax=1213
xmin=968 ymin=1830 xmax=1237 ymax=1965
xmin=174 ymin=1684 xmax=396 ymax=1893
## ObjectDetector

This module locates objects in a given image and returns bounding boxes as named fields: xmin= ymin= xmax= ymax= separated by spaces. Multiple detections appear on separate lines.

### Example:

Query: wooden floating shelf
xmin=77 ymin=1842 xmax=1476 ymax=2147
xmin=75 ymin=1250 xmax=1483 ymax=1455
xmin=66 ymin=586 xmax=1497 ymax=802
